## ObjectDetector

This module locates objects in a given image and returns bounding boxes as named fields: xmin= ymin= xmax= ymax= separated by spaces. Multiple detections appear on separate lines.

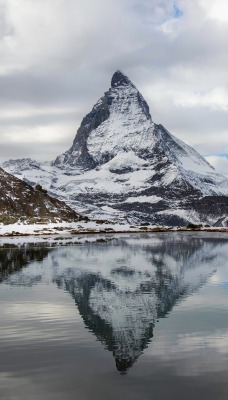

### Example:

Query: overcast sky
xmin=0 ymin=0 xmax=228 ymax=175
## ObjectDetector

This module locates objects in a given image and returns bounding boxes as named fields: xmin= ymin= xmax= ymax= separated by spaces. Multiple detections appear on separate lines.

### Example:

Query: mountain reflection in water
xmin=0 ymin=244 xmax=51 ymax=284
xmin=0 ymin=234 xmax=225 ymax=374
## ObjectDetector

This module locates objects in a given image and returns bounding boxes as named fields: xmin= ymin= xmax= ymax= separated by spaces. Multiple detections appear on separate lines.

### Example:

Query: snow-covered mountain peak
xmin=2 ymin=70 xmax=228 ymax=226
xmin=111 ymin=70 xmax=136 ymax=88
xmin=54 ymin=70 xmax=152 ymax=170
xmin=86 ymin=97 xmax=153 ymax=165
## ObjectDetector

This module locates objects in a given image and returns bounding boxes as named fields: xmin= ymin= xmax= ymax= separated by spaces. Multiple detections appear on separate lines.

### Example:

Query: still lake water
xmin=0 ymin=232 xmax=228 ymax=400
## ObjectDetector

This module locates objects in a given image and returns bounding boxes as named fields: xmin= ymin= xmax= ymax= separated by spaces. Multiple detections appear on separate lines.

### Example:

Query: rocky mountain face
xmin=0 ymin=167 xmax=83 ymax=224
xmin=2 ymin=70 xmax=228 ymax=226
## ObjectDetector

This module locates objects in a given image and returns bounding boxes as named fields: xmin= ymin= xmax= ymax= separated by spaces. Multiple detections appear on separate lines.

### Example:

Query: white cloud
xmin=200 ymin=0 xmax=228 ymax=22
xmin=173 ymin=87 xmax=228 ymax=111
xmin=206 ymin=156 xmax=228 ymax=177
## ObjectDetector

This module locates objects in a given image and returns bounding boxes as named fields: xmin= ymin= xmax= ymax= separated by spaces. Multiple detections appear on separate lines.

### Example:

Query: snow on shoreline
xmin=0 ymin=221 xmax=228 ymax=240
xmin=0 ymin=220 xmax=149 ymax=237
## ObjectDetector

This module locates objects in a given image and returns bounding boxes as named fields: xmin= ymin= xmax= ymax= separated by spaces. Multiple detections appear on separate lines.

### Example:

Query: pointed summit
xmin=111 ymin=70 xmax=134 ymax=88
xmin=54 ymin=69 xmax=151 ymax=169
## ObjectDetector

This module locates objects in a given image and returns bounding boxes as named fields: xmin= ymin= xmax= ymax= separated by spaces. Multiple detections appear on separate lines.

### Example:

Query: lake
xmin=0 ymin=232 xmax=228 ymax=400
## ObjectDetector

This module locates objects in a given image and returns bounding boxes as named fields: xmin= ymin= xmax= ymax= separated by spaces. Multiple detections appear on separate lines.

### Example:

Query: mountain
xmin=0 ymin=167 xmax=83 ymax=224
xmin=2 ymin=70 xmax=228 ymax=226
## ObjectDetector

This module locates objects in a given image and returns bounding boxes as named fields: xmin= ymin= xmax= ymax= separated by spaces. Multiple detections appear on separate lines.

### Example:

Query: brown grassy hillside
xmin=0 ymin=167 xmax=84 ymax=224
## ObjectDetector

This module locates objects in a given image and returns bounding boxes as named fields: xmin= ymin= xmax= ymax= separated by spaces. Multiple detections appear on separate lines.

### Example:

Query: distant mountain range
xmin=2 ymin=70 xmax=228 ymax=226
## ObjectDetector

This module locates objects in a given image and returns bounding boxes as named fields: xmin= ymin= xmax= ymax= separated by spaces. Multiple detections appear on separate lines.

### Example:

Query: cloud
xmin=200 ymin=0 xmax=228 ymax=22
xmin=0 ymin=0 xmax=227 ymax=166
xmin=206 ymin=156 xmax=228 ymax=177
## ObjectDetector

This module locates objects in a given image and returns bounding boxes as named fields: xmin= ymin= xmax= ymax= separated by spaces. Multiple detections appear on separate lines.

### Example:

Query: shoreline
xmin=1 ymin=222 xmax=228 ymax=237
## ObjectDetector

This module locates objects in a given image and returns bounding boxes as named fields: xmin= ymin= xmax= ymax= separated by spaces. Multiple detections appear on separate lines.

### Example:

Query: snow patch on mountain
xmin=125 ymin=195 xmax=163 ymax=203
xmin=101 ymin=151 xmax=147 ymax=172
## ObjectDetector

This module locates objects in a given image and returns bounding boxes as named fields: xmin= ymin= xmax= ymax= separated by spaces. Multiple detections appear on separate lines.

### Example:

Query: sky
xmin=0 ymin=0 xmax=228 ymax=176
